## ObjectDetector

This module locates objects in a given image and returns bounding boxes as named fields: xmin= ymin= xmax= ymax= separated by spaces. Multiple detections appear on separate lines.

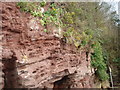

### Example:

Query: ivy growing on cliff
xmin=91 ymin=41 xmax=109 ymax=81
xmin=60 ymin=2 xmax=110 ymax=81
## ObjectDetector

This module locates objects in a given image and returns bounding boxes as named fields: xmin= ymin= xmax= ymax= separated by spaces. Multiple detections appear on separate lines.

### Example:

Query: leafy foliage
xmin=91 ymin=41 xmax=109 ymax=81
xmin=17 ymin=2 xmax=62 ymax=29
xmin=40 ymin=1 xmax=46 ymax=7
xmin=61 ymin=2 xmax=111 ymax=81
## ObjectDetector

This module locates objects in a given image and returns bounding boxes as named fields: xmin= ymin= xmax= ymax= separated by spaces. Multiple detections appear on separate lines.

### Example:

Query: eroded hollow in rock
xmin=53 ymin=75 xmax=72 ymax=89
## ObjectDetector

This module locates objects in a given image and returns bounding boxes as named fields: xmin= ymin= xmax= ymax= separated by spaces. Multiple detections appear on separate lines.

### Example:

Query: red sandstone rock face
xmin=1 ymin=2 xmax=95 ymax=89
xmin=0 ymin=62 xmax=4 ymax=89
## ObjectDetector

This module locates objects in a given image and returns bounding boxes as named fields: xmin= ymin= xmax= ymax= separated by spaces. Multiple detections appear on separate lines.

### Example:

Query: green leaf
xmin=40 ymin=19 xmax=45 ymax=26
xmin=44 ymin=29 xmax=48 ymax=32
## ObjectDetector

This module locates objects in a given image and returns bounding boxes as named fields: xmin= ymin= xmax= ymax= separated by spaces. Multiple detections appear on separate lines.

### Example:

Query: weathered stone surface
xmin=0 ymin=61 xmax=4 ymax=89
xmin=1 ymin=2 xmax=95 ymax=89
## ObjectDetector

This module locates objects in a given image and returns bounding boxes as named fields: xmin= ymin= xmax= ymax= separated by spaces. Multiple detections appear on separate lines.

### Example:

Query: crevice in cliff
xmin=53 ymin=73 xmax=75 ymax=90
xmin=2 ymin=57 xmax=23 ymax=88
xmin=53 ymin=75 xmax=71 ymax=89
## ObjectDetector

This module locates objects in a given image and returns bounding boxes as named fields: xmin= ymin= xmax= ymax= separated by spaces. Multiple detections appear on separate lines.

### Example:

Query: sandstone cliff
xmin=0 ymin=2 xmax=96 ymax=89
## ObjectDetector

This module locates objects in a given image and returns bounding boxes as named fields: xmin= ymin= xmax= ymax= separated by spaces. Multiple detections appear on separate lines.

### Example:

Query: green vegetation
xmin=113 ymin=58 xmax=120 ymax=63
xmin=17 ymin=2 xmax=62 ymax=28
xmin=17 ymin=2 xmax=120 ymax=82
xmin=60 ymin=2 xmax=118 ymax=81
xmin=91 ymin=41 xmax=109 ymax=81
xmin=43 ymin=29 xmax=48 ymax=33
xmin=40 ymin=1 xmax=46 ymax=7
